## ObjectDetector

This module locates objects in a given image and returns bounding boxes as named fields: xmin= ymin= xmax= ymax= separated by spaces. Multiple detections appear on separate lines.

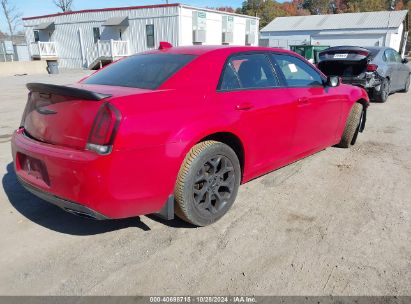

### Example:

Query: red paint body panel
xmin=11 ymin=46 xmax=369 ymax=219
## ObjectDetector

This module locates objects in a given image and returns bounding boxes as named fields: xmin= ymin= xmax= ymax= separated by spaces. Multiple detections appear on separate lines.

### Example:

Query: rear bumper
xmin=18 ymin=177 xmax=109 ymax=220
xmin=11 ymin=128 xmax=181 ymax=219
xmin=342 ymin=73 xmax=381 ymax=89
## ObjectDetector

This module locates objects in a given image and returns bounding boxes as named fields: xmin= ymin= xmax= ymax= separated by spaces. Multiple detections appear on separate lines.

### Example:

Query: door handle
xmin=235 ymin=102 xmax=254 ymax=110
xmin=298 ymin=97 xmax=309 ymax=103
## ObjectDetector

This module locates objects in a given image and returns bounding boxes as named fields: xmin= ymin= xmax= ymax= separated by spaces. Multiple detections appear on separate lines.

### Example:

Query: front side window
xmin=146 ymin=24 xmax=155 ymax=48
xmin=271 ymin=54 xmax=323 ymax=87
xmin=219 ymin=53 xmax=279 ymax=90
xmin=84 ymin=54 xmax=196 ymax=90
xmin=393 ymin=50 xmax=402 ymax=63
xmin=385 ymin=50 xmax=396 ymax=62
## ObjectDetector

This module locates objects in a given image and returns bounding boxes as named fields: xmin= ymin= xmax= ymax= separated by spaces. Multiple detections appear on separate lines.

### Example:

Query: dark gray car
xmin=317 ymin=46 xmax=411 ymax=102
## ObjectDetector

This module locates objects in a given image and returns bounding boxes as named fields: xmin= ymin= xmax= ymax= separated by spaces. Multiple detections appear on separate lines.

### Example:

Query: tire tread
xmin=174 ymin=140 xmax=220 ymax=224
xmin=337 ymin=103 xmax=363 ymax=148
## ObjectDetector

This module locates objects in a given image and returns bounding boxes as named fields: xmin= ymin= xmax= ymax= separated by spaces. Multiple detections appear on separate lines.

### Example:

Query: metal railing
xmin=96 ymin=40 xmax=129 ymax=58
xmin=86 ymin=40 xmax=130 ymax=69
xmin=30 ymin=42 xmax=58 ymax=58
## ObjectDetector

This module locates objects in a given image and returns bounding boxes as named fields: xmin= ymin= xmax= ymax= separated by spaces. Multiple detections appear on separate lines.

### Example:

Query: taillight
xmin=86 ymin=103 xmax=121 ymax=155
xmin=367 ymin=64 xmax=378 ymax=72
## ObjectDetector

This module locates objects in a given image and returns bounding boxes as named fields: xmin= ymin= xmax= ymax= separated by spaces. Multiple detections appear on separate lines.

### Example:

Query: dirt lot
xmin=0 ymin=70 xmax=409 ymax=296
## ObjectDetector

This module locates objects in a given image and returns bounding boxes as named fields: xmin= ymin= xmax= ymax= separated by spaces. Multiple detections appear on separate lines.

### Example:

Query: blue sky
xmin=1 ymin=0 xmax=254 ymax=34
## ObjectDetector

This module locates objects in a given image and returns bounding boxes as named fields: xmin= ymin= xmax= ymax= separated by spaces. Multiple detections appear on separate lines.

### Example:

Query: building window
xmin=34 ymin=30 xmax=40 ymax=42
xmin=93 ymin=27 xmax=100 ymax=43
xmin=146 ymin=24 xmax=155 ymax=48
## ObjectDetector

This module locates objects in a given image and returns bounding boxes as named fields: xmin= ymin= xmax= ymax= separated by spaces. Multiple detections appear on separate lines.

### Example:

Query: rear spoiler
xmin=318 ymin=46 xmax=371 ymax=62
xmin=319 ymin=46 xmax=370 ymax=54
xmin=26 ymin=83 xmax=112 ymax=101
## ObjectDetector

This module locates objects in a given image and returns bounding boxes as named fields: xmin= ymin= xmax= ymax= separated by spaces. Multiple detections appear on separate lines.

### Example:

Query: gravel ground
xmin=0 ymin=70 xmax=409 ymax=296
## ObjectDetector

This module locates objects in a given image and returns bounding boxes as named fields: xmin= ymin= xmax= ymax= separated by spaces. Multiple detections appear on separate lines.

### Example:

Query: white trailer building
xmin=22 ymin=3 xmax=259 ymax=69
xmin=260 ymin=10 xmax=409 ymax=57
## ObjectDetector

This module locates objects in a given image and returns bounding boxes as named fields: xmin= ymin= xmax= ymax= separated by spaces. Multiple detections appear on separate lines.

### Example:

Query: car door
xmin=385 ymin=49 xmax=400 ymax=91
xmin=393 ymin=50 xmax=409 ymax=88
xmin=270 ymin=53 xmax=344 ymax=156
xmin=216 ymin=52 xmax=297 ymax=177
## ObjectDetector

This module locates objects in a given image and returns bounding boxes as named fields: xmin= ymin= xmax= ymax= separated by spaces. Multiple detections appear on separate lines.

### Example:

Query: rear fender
xmin=167 ymin=117 xmax=244 ymax=169
xmin=376 ymin=68 xmax=390 ymax=79
xmin=170 ymin=119 xmax=242 ymax=158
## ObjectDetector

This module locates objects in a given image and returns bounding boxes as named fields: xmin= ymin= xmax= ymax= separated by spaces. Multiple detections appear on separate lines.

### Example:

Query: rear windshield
xmin=84 ymin=54 xmax=196 ymax=89
xmin=365 ymin=48 xmax=380 ymax=60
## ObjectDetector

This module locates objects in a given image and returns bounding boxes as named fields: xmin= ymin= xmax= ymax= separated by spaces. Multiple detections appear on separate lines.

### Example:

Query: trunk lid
xmin=317 ymin=46 xmax=372 ymax=80
xmin=22 ymin=83 xmax=149 ymax=150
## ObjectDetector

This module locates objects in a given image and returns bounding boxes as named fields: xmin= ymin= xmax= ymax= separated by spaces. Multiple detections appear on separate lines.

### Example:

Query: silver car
xmin=317 ymin=46 xmax=411 ymax=102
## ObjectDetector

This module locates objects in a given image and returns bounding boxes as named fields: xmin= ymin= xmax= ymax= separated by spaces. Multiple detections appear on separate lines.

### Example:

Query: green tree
xmin=239 ymin=0 xmax=308 ymax=28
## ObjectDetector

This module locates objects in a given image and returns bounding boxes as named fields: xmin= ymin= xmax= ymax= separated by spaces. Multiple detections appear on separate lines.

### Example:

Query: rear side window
xmin=219 ymin=53 xmax=279 ymax=90
xmin=271 ymin=54 xmax=323 ymax=87
xmin=220 ymin=63 xmax=241 ymax=90
xmin=84 ymin=54 xmax=196 ymax=89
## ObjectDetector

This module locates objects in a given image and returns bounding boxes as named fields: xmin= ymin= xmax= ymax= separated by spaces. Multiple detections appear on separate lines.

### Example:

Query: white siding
xmin=388 ymin=23 xmax=403 ymax=51
xmin=262 ymin=27 xmax=403 ymax=51
xmin=311 ymin=33 xmax=385 ymax=48
xmin=23 ymin=5 xmax=259 ymax=69
xmin=24 ymin=6 xmax=180 ymax=69
xmin=260 ymin=31 xmax=311 ymax=49
xmin=180 ymin=7 xmax=259 ymax=46
xmin=233 ymin=19 xmax=247 ymax=45
xmin=180 ymin=8 xmax=193 ymax=45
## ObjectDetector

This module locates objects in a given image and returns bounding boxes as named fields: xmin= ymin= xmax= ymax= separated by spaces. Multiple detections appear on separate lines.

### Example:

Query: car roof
xmin=143 ymin=45 xmax=295 ymax=56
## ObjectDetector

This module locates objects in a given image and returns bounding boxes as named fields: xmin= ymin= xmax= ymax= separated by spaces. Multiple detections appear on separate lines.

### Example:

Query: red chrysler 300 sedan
xmin=11 ymin=44 xmax=369 ymax=226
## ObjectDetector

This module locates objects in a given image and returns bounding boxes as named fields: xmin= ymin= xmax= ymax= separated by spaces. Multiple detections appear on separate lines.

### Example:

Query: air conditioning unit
xmin=193 ymin=30 xmax=206 ymax=43
xmin=246 ymin=34 xmax=255 ymax=45
xmin=222 ymin=32 xmax=233 ymax=44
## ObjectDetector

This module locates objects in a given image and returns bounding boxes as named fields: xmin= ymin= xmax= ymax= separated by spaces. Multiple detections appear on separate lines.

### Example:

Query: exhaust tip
xmin=63 ymin=208 xmax=98 ymax=220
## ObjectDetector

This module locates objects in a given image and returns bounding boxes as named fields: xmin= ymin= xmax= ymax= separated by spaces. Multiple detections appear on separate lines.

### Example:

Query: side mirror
xmin=402 ymin=58 xmax=408 ymax=64
xmin=326 ymin=76 xmax=340 ymax=87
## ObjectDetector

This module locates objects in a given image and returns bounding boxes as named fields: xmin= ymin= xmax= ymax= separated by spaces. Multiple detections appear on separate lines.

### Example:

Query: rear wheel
xmin=401 ymin=75 xmax=410 ymax=93
xmin=373 ymin=78 xmax=390 ymax=102
xmin=337 ymin=103 xmax=363 ymax=148
xmin=174 ymin=140 xmax=241 ymax=226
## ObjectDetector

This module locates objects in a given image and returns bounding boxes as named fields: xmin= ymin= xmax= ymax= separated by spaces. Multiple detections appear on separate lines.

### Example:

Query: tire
xmin=337 ymin=103 xmax=363 ymax=148
xmin=174 ymin=140 xmax=241 ymax=226
xmin=401 ymin=75 xmax=410 ymax=93
xmin=373 ymin=78 xmax=390 ymax=102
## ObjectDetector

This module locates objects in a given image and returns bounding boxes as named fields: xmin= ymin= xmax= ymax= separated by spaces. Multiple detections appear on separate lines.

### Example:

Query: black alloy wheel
xmin=174 ymin=140 xmax=241 ymax=226
xmin=193 ymin=155 xmax=235 ymax=216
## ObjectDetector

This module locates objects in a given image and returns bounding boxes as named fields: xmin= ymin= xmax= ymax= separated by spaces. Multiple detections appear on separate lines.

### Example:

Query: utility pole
xmin=329 ymin=1 xmax=336 ymax=14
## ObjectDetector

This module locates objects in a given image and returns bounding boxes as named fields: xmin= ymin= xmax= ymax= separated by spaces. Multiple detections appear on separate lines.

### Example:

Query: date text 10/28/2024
xmin=149 ymin=297 xmax=257 ymax=303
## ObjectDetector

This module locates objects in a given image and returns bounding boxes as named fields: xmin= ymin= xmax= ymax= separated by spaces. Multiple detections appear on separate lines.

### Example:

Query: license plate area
xmin=17 ymin=153 xmax=50 ymax=186
xmin=333 ymin=53 xmax=348 ymax=59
